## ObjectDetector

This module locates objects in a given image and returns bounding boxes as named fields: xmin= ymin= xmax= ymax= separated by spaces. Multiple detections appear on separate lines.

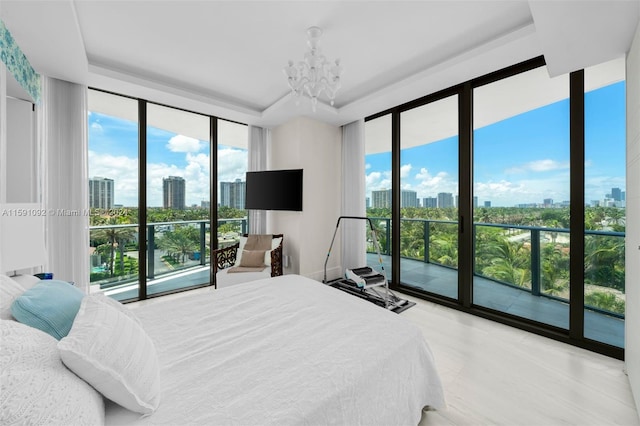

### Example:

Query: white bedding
xmin=105 ymin=274 xmax=445 ymax=425
xmin=215 ymin=267 xmax=271 ymax=288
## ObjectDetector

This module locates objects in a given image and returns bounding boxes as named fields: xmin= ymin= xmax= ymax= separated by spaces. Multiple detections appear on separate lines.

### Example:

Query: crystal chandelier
xmin=283 ymin=26 xmax=342 ymax=111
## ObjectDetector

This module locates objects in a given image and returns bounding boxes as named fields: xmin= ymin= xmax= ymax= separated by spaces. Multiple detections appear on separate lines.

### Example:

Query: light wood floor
xmin=397 ymin=292 xmax=639 ymax=426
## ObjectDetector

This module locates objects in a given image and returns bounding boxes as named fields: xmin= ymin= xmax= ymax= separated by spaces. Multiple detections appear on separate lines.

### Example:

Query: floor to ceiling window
xmin=365 ymin=113 xmax=393 ymax=280
xmin=364 ymin=56 xmax=626 ymax=358
xmin=88 ymin=89 xmax=250 ymax=302
xmin=472 ymin=66 xmax=571 ymax=330
xmin=88 ymin=90 xmax=140 ymax=300
xmin=145 ymin=103 xmax=211 ymax=297
xmin=216 ymin=120 xmax=249 ymax=248
xmin=583 ymin=58 xmax=626 ymax=347
xmin=400 ymin=94 xmax=459 ymax=299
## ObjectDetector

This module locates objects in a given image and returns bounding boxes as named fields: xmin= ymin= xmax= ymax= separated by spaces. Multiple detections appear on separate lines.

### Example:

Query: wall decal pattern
xmin=0 ymin=19 xmax=41 ymax=102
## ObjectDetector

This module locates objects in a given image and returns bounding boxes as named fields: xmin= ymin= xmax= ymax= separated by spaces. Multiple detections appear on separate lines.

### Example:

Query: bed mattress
xmin=105 ymin=274 xmax=445 ymax=425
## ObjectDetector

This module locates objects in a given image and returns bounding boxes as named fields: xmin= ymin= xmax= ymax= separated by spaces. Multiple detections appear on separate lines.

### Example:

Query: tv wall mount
xmin=323 ymin=216 xmax=414 ymax=314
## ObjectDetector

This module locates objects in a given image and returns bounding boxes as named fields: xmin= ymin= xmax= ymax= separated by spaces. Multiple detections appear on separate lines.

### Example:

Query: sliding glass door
xmin=583 ymin=58 xmax=626 ymax=348
xmin=216 ymin=120 xmax=248 ymax=249
xmin=89 ymin=89 xmax=251 ymax=302
xmin=365 ymin=114 xmax=393 ymax=280
xmin=363 ymin=56 xmax=626 ymax=358
xmin=472 ymin=66 xmax=571 ymax=329
xmin=145 ymin=103 xmax=211 ymax=297
xmin=88 ymin=90 xmax=140 ymax=300
xmin=399 ymin=95 xmax=459 ymax=299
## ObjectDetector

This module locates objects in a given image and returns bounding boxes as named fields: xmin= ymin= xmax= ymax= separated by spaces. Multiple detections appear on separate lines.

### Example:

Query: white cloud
xmin=89 ymin=151 xmax=139 ymax=207
xmin=400 ymin=164 xmax=412 ymax=178
xmin=217 ymin=147 xmax=248 ymax=183
xmin=366 ymin=170 xmax=391 ymax=192
xmin=414 ymin=167 xmax=456 ymax=197
xmin=505 ymin=159 xmax=570 ymax=174
xmin=90 ymin=122 xmax=103 ymax=132
xmin=89 ymin=147 xmax=248 ymax=207
xmin=166 ymin=135 xmax=204 ymax=153
xmin=474 ymin=174 xmax=574 ymax=206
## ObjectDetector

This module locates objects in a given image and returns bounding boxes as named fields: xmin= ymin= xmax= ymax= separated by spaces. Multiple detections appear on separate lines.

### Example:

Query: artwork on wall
xmin=0 ymin=19 xmax=40 ymax=103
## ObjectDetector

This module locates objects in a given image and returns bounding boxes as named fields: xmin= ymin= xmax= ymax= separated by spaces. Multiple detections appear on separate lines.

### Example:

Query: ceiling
xmin=1 ymin=0 xmax=638 ymax=128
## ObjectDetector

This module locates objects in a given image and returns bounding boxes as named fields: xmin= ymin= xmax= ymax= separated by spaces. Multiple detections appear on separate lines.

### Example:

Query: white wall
xmin=626 ymin=18 xmax=640 ymax=414
xmin=268 ymin=116 xmax=342 ymax=281
xmin=625 ymin=18 xmax=640 ymax=414
xmin=6 ymin=97 xmax=36 ymax=203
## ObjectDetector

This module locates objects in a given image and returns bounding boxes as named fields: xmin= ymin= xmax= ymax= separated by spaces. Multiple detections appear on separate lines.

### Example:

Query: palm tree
xmin=584 ymin=235 xmax=625 ymax=291
xmin=585 ymin=291 xmax=625 ymax=315
xmin=157 ymin=225 xmax=200 ymax=264
xmin=91 ymin=218 xmax=137 ymax=277
xmin=540 ymin=244 xmax=569 ymax=296
xmin=431 ymin=225 xmax=458 ymax=267
xmin=478 ymin=233 xmax=531 ymax=288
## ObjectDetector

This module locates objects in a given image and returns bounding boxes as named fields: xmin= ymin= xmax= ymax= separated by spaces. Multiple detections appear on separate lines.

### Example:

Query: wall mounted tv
xmin=245 ymin=169 xmax=303 ymax=211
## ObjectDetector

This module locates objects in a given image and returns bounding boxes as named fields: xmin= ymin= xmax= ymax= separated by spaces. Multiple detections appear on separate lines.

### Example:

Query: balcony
xmin=367 ymin=217 xmax=625 ymax=348
xmin=89 ymin=216 xmax=624 ymax=348
xmin=89 ymin=218 xmax=247 ymax=300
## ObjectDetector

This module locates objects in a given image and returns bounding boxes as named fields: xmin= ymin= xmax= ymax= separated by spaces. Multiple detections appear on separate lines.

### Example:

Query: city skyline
xmin=89 ymin=81 xmax=625 ymax=210
xmin=366 ymin=81 xmax=626 ymax=208
xmin=87 ymin=174 xmax=249 ymax=210
xmin=88 ymin=111 xmax=246 ymax=208
xmin=366 ymin=186 xmax=625 ymax=210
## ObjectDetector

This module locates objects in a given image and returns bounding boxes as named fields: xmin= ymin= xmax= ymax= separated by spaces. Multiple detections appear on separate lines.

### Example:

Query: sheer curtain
xmin=38 ymin=77 xmax=89 ymax=292
xmin=248 ymin=125 xmax=269 ymax=234
xmin=341 ymin=119 xmax=366 ymax=271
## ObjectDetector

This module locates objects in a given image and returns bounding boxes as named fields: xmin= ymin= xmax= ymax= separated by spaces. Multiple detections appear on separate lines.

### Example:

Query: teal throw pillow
xmin=11 ymin=280 xmax=84 ymax=340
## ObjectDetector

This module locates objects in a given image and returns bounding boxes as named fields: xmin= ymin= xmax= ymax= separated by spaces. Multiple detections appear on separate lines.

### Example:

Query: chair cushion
xmin=239 ymin=250 xmax=266 ymax=267
xmin=234 ymin=236 xmax=283 ymax=267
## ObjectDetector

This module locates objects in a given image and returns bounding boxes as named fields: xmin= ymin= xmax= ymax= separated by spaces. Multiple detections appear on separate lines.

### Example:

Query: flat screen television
xmin=245 ymin=169 xmax=303 ymax=211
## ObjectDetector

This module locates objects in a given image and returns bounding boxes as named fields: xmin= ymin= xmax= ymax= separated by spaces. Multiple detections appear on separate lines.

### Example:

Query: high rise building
xmin=484 ymin=201 xmax=491 ymax=207
xmin=372 ymin=189 xmax=391 ymax=209
xmin=220 ymin=179 xmax=246 ymax=210
xmin=611 ymin=187 xmax=622 ymax=201
xmin=163 ymin=176 xmax=186 ymax=210
xmin=437 ymin=192 xmax=454 ymax=208
xmin=423 ymin=197 xmax=437 ymax=208
xmin=89 ymin=177 xmax=114 ymax=209
xmin=543 ymin=198 xmax=553 ymax=207
xmin=401 ymin=190 xmax=418 ymax=208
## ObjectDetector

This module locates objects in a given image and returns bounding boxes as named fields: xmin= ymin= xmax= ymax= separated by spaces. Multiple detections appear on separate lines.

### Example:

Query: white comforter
xmin=105 ymin=274 xmax=445 ymax=425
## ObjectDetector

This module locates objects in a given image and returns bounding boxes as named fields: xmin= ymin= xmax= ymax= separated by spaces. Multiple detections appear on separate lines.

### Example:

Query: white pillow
xmin=233 ymin=236 xmax=283 ymax=267
xmin=87 ymin=293 xmax=141 ymax=326
xmin=58 ymin=296 xmax=161 ymax=414
xmin=0 ymin=319 xmax=104 ymax=425
xmin=0 ymin=275 xmax=25 ymax=320
xmin=11 ymin=274 xmax=41 ymax=290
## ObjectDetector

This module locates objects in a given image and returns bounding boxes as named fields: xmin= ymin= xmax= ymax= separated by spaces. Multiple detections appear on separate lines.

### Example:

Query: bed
xmin=1 ymin=273 xmax=445 ymax=425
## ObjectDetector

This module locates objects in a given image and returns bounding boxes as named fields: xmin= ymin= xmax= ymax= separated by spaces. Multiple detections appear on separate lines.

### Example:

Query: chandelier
xmin=283 ymin=26 xmax=342 ymax=111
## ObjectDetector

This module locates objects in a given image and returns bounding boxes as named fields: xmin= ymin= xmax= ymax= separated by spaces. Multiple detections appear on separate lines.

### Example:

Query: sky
xmin=88 ymin=81 xmax=626 ymax=209
xmin=366 ymin=81 xmax=626 ymax=207
xmin=88 ymin=113 xmax=247 ymax=207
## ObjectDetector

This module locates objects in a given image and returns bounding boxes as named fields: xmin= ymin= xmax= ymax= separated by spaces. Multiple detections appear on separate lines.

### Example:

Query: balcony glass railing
xmin=367 ymin=217 xmax=625 ymax=318
xmin=89 ymin=218 xmax=248 ymax=293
